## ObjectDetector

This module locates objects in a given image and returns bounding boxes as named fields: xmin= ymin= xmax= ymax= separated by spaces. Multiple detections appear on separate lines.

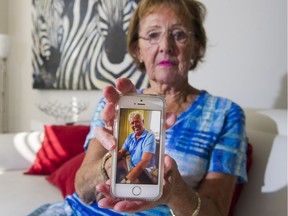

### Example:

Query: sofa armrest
xmin=244 ymin=109 xmax=287 ymax=136
xmin=0 ymin=132 xmax=43 ymax=171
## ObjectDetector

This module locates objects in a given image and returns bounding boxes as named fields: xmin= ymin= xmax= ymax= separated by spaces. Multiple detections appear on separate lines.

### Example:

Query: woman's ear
xmin=191 ymin=41 xmax=199 ymax=58
xmin=189 ymin=43 xmax=200 ymax=70
xmin=135 ymin=46 xmax=143 ymax=63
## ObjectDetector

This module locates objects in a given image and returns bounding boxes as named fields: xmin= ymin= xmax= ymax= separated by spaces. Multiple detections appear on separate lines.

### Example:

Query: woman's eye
xmin=148 ymin=32 xmax=161 ymax=39
xmin=173 ymin=31 xmax=187 ymax=40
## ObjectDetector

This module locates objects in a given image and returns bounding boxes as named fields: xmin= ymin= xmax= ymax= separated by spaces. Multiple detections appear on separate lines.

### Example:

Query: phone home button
xmin=132 ymin=186 xmax=142 ymax=196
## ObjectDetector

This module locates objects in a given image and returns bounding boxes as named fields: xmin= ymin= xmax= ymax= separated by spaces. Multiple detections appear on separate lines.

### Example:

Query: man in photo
xmin=117 ymin=112 xmax=157 ymax=184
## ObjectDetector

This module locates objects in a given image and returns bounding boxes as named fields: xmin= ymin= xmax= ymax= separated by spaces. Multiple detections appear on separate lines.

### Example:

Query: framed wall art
xmin=32 ymin=0 xmax=147 ymax=90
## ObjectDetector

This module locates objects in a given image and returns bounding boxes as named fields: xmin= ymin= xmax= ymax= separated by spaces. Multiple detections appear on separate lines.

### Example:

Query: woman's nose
xmin=159 ymin=34 xmax=174 ymax=53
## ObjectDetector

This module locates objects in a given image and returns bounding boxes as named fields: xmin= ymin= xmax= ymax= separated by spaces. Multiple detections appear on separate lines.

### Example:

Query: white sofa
xmin=234 ymin=109 xmax=287 ymax=216
xmin=0 ymin=109 xmax=287 ymax=216
xmin=0 ymin=132 xmax=63 ymax=216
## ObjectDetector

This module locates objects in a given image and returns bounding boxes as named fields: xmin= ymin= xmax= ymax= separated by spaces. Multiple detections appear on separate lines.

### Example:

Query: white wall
xmin=0 ymin=0 xmax=8 ymax=33
xmin=0 ymin=0 xmax=9 ymax=133
xmin=192 ymin=0 xmax=287 ymax=109
xmin=4 ymin=0 xmax=287 ymax=133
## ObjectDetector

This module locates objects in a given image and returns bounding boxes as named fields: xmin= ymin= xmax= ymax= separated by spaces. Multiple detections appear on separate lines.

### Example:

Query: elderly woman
xmin=28 ymin=0 xmax=247 ymax=215
xmin=76 ymin=0 xmax=247 ymax=215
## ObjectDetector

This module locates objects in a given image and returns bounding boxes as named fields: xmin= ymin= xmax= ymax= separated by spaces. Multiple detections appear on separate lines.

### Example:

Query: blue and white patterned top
xmin=62 ymin=90 xmax=248 ymax=216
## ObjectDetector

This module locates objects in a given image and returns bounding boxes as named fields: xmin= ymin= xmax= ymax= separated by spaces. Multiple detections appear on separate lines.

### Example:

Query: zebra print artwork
xmin=32 ymin=0 xmax=148 ymax=90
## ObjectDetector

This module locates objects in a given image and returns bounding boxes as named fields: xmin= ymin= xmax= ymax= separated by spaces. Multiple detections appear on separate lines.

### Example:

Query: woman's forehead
xmin=140 ymin=1 xmax=186 ymax=15
xmin=142 ymin=4 xmax=186 ymax=18
xmin=139 ymin=6 xmax=188 ymax=29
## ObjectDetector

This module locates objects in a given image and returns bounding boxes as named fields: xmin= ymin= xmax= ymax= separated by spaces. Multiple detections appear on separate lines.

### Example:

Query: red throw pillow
xmin=46 ymin=152 xmax=85 ymax=197
xmin=25 ymin=125 xmax=89 ymax=175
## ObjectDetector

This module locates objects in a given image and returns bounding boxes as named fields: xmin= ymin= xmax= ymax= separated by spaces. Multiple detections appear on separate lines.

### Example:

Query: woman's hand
xmin=94 ymin=78 xmax=137 ymax=151
xmin=96 ymin=155 xmax=180 ymax=213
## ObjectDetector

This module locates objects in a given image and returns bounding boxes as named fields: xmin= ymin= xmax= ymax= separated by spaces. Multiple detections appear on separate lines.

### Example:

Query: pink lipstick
xmin=158 ymin=60 xmax=173 ymax=67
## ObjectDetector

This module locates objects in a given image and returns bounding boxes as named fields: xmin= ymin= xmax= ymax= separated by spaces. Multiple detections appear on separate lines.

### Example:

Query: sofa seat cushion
xmin=0 ymin=170 xmax=62 ymax=215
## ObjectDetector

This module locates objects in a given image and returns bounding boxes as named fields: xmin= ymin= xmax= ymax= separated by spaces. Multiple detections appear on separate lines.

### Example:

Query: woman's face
xmin=137 ymin=6 xmax=194 ymax=86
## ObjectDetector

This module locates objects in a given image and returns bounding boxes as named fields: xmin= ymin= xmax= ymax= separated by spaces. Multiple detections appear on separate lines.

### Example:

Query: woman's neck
xmin=143 ymin=81 xmax=200 ymax=115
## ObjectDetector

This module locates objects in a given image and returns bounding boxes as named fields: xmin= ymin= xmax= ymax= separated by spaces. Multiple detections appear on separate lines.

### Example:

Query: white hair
xmin=128 ymin=111 xmax=143 ymax=122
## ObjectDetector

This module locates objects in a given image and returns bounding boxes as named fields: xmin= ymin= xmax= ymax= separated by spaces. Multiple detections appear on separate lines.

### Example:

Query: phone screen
xmin=116 ymin=108 xmax=162 ymax=185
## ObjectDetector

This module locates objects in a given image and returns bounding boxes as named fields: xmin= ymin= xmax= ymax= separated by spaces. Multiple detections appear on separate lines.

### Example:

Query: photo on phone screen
xmin=116 ymin=108 xmax=162 ymax=185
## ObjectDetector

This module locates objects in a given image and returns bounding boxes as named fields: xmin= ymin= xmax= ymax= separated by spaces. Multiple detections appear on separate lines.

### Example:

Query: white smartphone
xmin=111 ymin=94 xmax=166 ymax=201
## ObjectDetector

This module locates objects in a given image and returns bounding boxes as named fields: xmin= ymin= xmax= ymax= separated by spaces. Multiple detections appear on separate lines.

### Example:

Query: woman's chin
xmin=156 ymin=75 xmax=180 ymax=85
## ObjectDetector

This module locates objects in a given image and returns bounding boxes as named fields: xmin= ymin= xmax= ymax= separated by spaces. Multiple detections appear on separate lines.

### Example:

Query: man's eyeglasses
xmin=138 ymin=29 xmax=192 ymax=45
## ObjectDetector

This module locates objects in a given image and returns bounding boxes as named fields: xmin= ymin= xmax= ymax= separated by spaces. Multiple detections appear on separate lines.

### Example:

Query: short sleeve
xmin=143 ymin=132 xmax=156 ymax=153
xmin=83 ymin=98 xmax=106 ymax=151
xmin=208 ymin=103 xmax=248 ymax=183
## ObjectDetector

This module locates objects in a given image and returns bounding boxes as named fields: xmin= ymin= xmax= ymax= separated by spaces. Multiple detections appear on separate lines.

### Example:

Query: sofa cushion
xmin=25 ymin=125 xmax=89 ymax=175
xmin=0 ymin=132 xmax=43 ymax=171
xmin=0 ymin=170 xmax=62 ymax=215
xmin=46 ymin=152 xmax=85 ymax=197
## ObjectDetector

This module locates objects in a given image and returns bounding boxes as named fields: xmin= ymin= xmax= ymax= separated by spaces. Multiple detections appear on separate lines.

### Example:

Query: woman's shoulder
xmin=199 ymin=91 xmax=244 ymax=114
